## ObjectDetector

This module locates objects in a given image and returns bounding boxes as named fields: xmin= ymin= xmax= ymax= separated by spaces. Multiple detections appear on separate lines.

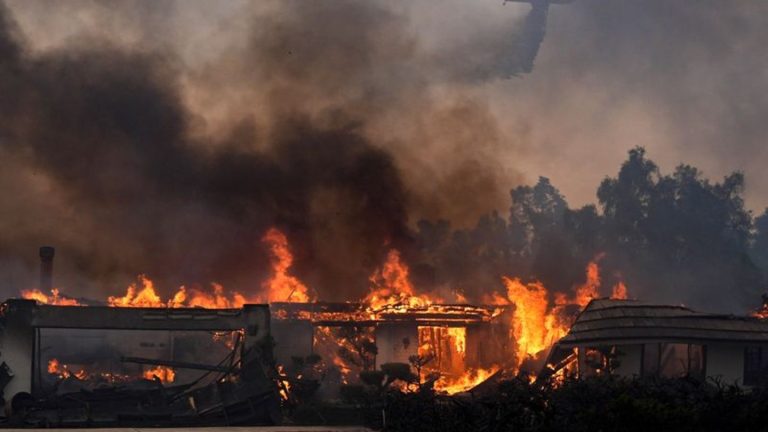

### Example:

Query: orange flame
xmin=107 ymin=276 xmax=248 ymax=309
xmin=47 ymin=358 xmax=61 ymax=374
xmin=178 ymin=284 xmax=247 ymax=308
xmin=107 ymin=275 xmax=165 ymax=307
xmin=365 ymin=249 xmax=433 ymax=310
xmin=416 ymin=326 xmax=498 ymax=394
xmin=261 ymin=228 xmax=311 ymax=303
xmin=47 ymin=358 xmax=87 ymax=380
xmin=22 ymin=288 xmax=80 ymax=306
xmin=574 ymin=257 xmax=602 ymax=307
xmin=276 ymin=364 xmax=291 ymax=401
xmin=143 ymin=365 xmax=176 ymax=383
xmin=611 ymin=281 xmax=628 ymax=300
xmin=486 ymin=257 xmax=630 ymax=371
xmin=105 ymin=228 xmax=308 ymax=309
xmin=502 ymin=278 xmax=569 ymax=368
xmin=435 ymin=367 xmax=499 ymax=394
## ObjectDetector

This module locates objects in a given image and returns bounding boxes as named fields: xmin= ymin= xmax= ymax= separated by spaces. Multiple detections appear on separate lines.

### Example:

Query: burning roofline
xmin=269 ymin=301 xmax=510 ymax=326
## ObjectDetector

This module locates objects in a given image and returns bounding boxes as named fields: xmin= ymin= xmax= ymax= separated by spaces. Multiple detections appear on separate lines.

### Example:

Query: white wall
xmin=375 ymin=323 xmax=418 ymax=366
xmin=606 ymin=341 xmax=751 ymax=387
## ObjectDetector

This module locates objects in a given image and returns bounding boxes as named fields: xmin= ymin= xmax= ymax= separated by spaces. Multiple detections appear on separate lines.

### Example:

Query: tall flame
xmin=611 ymin=281 xmax=628 ymax=300
xmin=261 ymin=228 xmax=311 ymax=303
xmin=487 ymin=256 xmax=630 ymax=371
xmin=365 ymin=249 xmax=433 ymax=310
xmin=503 ymin=278 xmax=569 ymax=368
xmin=574 ymin=258 xmax=601 ymax=307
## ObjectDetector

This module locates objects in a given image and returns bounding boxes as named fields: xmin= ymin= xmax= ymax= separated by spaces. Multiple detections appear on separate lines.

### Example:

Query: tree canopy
xmin=413 ymin=147 xmax=765 ymax=313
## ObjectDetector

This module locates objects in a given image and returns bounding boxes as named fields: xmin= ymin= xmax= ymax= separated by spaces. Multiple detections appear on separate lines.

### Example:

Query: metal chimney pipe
xmin=39 ymin=246 xmax=55 ymax=291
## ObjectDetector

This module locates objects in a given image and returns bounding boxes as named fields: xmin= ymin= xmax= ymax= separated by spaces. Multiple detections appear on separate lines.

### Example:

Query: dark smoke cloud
xmin=0 ymin=0 xmax=426 ymax=300
xmin=2 ymin=0 xmax=768 ymax=313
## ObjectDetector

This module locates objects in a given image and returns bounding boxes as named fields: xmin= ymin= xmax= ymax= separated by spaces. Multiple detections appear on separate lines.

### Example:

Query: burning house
xmin=270 ymin=301 xmax=510 ymax=396
xmin=544 ymin=299 xmax=768 ymax=386
xmin=0 ymin=241 xmax=522 ymax=426
xmin=0 ymin=298 xmax=280 ymax=426
xmin=0 ymin=230 xmax=665 ymax=429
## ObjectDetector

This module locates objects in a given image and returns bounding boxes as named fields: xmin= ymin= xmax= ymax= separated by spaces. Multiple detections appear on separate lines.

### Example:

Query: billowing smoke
xmin=0 ymin=0 xmax=534 ymax=300
xmin=2 ymin=0 xmax=768 ymax=314
xmin=0 ymin=1 xmax=412 ymax=300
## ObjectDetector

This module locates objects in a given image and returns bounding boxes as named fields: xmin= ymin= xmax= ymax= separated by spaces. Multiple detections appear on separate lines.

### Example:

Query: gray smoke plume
xmin=0 ymin=0 xmax=533 ymax=301
xmin=3 ymin=0 xmax=768 ymax=314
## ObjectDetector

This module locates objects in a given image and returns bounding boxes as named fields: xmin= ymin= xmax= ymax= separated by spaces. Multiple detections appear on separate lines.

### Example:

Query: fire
xmin=416 ymin=326 xmax=498 ymax=394
xmin=753 ymin=295 xmax=768 ymax=319
xmin=500 ymin=278 xmax=569 ymax=368
xmin=611 ymin=281 xmax=628 ymax=300
xmin=446 ymin=327 xmax=466 ymax=355
xmin=574 ymin=257 xmax=602 ymax=307
xmin=108 ymin=275 xmax=165 ymax=307
xmin=276 ymin=364 xmax=291 ymax=401
xmin=261 ymin=228 xmax=311 ymax=303
xmin=170 ymin=284 xmax=247 ymax=308
xmin=47 ymin=358 xmax=62 ymax=375
xmin=48 ymin=358 xmax=170 ymax=383
xmin=22 ymin=288 xmax=80 ymax=305
xmin=142 ymin=365 xmax=176 ymax=383
xmin=434 ymin=367 xmax=499 ymax=394
xmin=27 ymin=236 xmax=637 ymax=397
xmin=107 ymin=277 xmax=248 ymax=309
xmin=314 ymin=326 xmax=377 ymax=385
xmin=365 ymin=249 xmax=433 ymax=310
xmin=104 ymin=227 xmax=306 ymax=308
xmin=486 ymin=257 xmax=630 ymax=371
xmin=47 ymin=358 xmax=87 ymax=380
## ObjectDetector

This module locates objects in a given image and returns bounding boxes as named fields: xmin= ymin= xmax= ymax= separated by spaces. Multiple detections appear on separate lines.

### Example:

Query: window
xmin=578 ymin=346 xmax=624 ymax=376
xmin=744 ymin=346 xmax=768 ymax=386
xmin=642 ymin=343 xmax=705 ymax=378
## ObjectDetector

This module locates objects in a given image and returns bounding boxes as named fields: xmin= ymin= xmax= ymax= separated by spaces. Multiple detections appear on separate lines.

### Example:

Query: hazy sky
xmin=7 ymin=0 xmax=768 ymax=215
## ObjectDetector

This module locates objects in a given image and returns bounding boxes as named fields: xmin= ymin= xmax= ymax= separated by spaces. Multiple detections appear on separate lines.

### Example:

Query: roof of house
xmin=556 ymin=298 xmax=768 ymax=347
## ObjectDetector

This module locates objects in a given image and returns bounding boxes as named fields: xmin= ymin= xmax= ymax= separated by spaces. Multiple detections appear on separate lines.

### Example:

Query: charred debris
xmin=0 ymin=248 xmax=512 ymax=428
xmin=0 ymin=299 xmax=513 ymax=428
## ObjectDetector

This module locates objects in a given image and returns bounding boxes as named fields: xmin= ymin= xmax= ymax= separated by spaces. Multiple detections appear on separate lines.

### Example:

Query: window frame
xmin=641 ymin=342 xmax=706 ymax=378
xmin=743 ymin=346 xmax=768 ymax=386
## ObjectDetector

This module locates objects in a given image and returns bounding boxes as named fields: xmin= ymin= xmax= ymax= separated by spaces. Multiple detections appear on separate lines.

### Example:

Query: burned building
xmin=0 ymin=299 xmax=280 ymax=427
xmin=544 ymin=299 xmax=768 ymax=386
xmin=271 ymin=301 xmax=511 ymax=395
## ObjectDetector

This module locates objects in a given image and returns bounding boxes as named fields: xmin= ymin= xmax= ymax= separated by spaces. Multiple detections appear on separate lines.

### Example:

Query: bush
xmin=382 ymin=375 xmax=768 ymax=432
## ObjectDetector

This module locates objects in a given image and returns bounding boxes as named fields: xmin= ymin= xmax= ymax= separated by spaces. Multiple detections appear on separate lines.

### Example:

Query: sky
xmin=2 ymin=0 xmax=767 ymax=298
xmin=6 ymin=0 xmax=768 ymax=213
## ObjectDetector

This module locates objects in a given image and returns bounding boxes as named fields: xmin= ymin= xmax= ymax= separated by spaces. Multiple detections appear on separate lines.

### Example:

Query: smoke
xmin=495 ymin=0 xmax=768 ymax=209
xmin=2 ymin=0 xmax=768 ymax=311
xmin=0 ymin=0 xmax=534 ymax=300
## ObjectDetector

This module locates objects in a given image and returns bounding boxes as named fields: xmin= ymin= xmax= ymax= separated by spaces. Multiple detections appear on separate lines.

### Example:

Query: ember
xmin=142 ymin=365 xmax=176 ymax=383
